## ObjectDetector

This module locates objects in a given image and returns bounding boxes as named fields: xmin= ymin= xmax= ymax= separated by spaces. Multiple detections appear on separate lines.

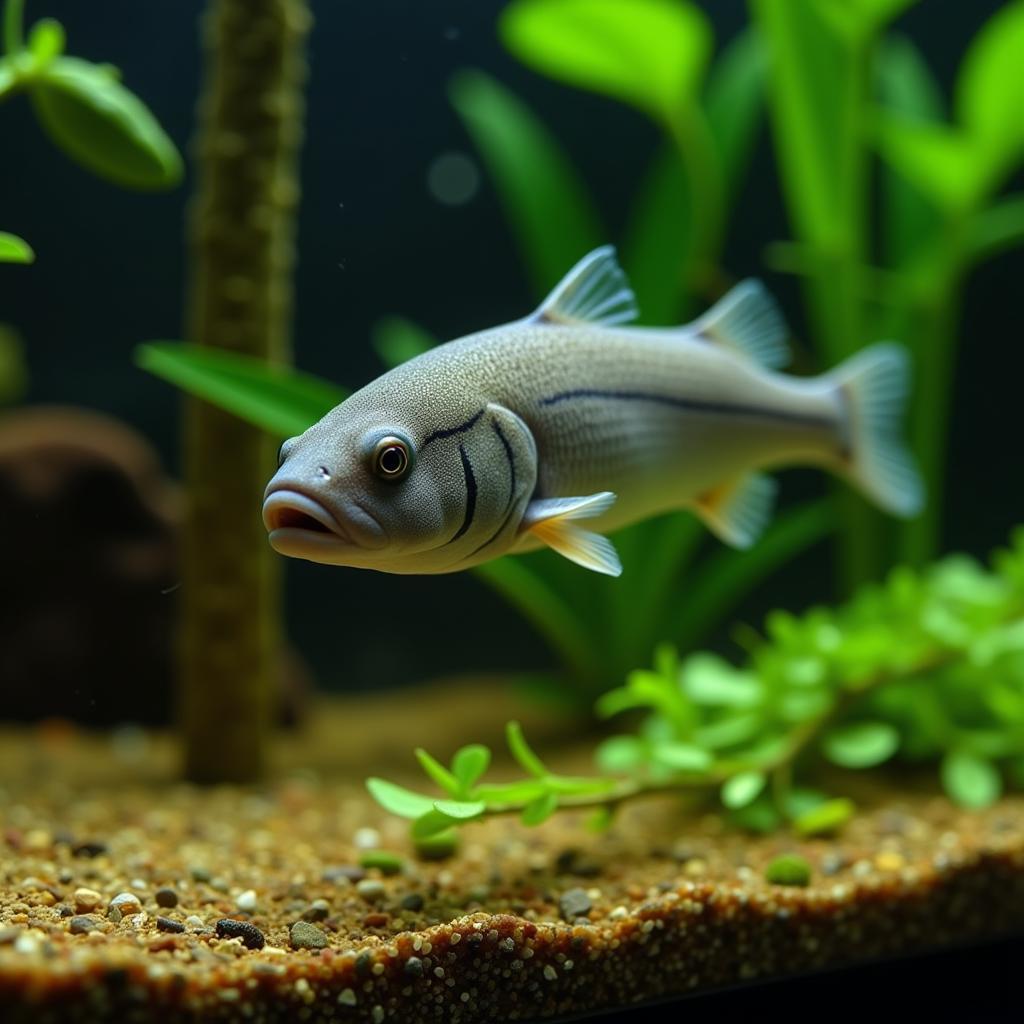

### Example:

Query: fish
xmin=263 ymin=246 xmax=923 ymax=577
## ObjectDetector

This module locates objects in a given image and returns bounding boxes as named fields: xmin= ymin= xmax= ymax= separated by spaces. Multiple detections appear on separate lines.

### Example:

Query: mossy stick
xmin=180 ymin=0 xmax=310 ymax=782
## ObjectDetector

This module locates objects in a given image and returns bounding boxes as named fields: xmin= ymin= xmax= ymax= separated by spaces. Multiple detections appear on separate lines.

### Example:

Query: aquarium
xmin=1 ymin=0 xmax=1023 ymax=1020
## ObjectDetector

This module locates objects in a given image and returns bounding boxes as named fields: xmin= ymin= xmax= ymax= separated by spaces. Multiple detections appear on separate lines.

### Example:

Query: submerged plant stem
xmin=3 ymin=0 xmax=23 ymax=56
xmin=180 ymin=0 xmax=310 ymax=783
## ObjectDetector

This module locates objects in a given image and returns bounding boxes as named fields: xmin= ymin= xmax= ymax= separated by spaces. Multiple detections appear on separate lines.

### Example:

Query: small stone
xmin=399 ymin=893 xmax=424 ymax=912
xmin=108 ymin=892 xmax=142 ymax=916
xmin=73 ymin=887 xmax=102 ymax=913
xmin=290 ymin=920 xmax=328 ymax=950
xmin=303 ymin=898 xmax=330 ymax=922
xmin=156 ymin=916 xmax=185 ymax=934
xmin=185 ymin=916 xmax=207 ymax=931
xmin=69 ymin=915 xmax=100 ymax=934
xmin=354 ymin=827 xmax=381 ymax=850
xmin=543 ymin=965 xmax=558 ymax=981
xmin=683 ymin=858 xmax=708 ymax=877
xmin=875 ymin=851 xmax=905 ymax=872
xmin=215 ymin=918 xmax=265 ymax=950
xmin=236 ymin=889 xmax=258 ymax=913
xmin=323 ymin=865 xmax=365 ymax=884
xmin=154 ymin=888 xmax=179 ymax=909
xmin=764 ymin=854 xmax=811 ymax=887
xmin=363 ymin=912 xmax=389 ymax=928
xmin=338 ymin=988 xmax=357 ymax=1007
xmin=14 ymin=932 xmax=42 ymax=955
xmin=558 ymin=887 xmax=592 ymax=921
xmin=356 ymin=879 xmax=386 ymax=902
xmin=0 ymin=927 xmax=21 ymax=945
xmin=72 ymin=841 xmax=107 ymax=858
xmin=189 ymin=865 xmax=211 ymax=883
xmin=403 ymin=956 xmax=424 ymax=978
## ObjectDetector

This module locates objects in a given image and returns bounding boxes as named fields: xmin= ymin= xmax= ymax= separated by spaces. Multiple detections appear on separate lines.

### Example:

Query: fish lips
xmin=262 ymin=487 xmax=387 ymax=559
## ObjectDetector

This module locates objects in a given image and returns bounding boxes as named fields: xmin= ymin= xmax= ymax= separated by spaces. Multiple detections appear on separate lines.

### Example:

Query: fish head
xmin=263 ymin=387 xmax=537 ymax=573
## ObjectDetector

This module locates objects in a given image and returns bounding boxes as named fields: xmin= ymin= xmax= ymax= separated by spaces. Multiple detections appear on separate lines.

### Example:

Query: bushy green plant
xmin=368 ymin=528 xmax=1024 ymax=841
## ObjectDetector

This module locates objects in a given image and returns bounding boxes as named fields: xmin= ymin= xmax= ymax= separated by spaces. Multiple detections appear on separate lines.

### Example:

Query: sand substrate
xmin=1 ymin=686 xmax=1023 ymax=1022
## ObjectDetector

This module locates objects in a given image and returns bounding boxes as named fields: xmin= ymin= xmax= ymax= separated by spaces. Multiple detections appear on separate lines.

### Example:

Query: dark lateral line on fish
xmin=421 ymin=408 xmax=485 ymax=447
xmin=448 ymin=444 xmax=477 ymax=544
xmin=537 ymin=389 xmax=833 ymax=428
xmin=491 ymin=418 xmax=516 ymax=513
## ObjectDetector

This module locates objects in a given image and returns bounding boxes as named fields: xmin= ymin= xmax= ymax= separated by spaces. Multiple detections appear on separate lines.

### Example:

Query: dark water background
xmin=1 ymin=0 xmax=1020 ymax=694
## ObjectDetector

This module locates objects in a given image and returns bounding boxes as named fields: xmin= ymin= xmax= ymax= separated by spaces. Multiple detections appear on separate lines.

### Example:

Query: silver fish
xmin=263 ymin=247 xmax=922 ymax=576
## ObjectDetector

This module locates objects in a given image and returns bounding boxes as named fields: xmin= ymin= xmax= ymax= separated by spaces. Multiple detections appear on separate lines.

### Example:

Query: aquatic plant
xmin=0 ymin=0 xmax=181 ymax=191
xmin=177 ymin=0 xmax=311 ymax=784
xmin=368 ymin=527 xmax=1024 ymax=841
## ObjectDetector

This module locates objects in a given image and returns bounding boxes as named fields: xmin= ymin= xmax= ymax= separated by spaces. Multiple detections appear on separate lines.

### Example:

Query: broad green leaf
xmin=941 ymin=751 xmax=1002 ymax=809
xmin=506 ymin=721 xmax=548 ymax=777
xmin=473 ymin=779 xmax=550 ymax=804
xmin=650 ymin=741 xmax=712 ymax=773
xmin=721 ymin=770 xmax=766 ymax=809
xmin=822 ymin=720 xmax=899 ymax=768
xmin=372 ymin=316 xmax=435 ymax=370
xmin=30 ymin=57 xmax=182 ymax=190
xmin=0 ymin=231 xmax=33 ymax=263
xmin=414 ymin=748 xmax=459 ymax=795
xmin=704 ymin=27 xmax=767 ymax=199
xmin=412 ymin=809 xmax=463 ymax=840
xmin=965 ymin=194 xmax=1024 ymax=267
xmin=874 ymin=115 xmax=983 ymax=212
xmin=874 ymin=34 xmax=945 ymax=268
xmin=27 ymin=17 xmax=64 ymax=65
xmin=449 ymin=69 xmax=602 ymax=299
xmin=595 ymin=734 xmax=647 ymax=773
xmin=501 ymin=0 xmax=712 ymax=124
xmin=955 ymin=1 xmax=1024 ymax=174
xmin=681 ymin=653 xmax=760 ymax=708
xmin=793 ymin=797 xmax=855 ymax=836
xmin=521 ymin=790 xmax=558 ymax=826
xmin=817 ymin=0 xmax=918 ymax=41
xmin=451 ymin=745 xmax=491 ymax=793
xmin=365 ymin=778 xmax=435 ymax=819
xmin=135 ymin=343 xmax=345 ymax=438
xmin=432 ymin=799 xmax=487 ymax=820
xmin=729 ymin=793 xmax=782 ymax=834
xmin=622 ymin=146 xmax=692 ymax=326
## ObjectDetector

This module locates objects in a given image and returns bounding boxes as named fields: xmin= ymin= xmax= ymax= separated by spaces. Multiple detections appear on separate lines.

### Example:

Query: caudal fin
xmin=830 ymin=343 xmax=923 ymax=518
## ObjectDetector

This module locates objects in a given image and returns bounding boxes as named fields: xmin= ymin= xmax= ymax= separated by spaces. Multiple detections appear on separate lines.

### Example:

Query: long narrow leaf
xmin=672 ymin=498 xmax=836 ymax=652
xmin=449 ymin=69 xmax=603 ymax=297
xmin=136 ymin=342 xmax=346 ymax=438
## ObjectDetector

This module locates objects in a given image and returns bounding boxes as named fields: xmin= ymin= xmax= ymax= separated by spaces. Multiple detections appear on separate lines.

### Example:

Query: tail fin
xmin=830 ymin=343 xmax=923 ymax=518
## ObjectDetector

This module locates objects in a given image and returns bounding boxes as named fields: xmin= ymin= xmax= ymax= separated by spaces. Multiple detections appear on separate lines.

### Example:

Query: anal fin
xmin=523 ymin=492 xmax=622 ymax=577
xmin=694 ymin=473 xmax=777 ymax=549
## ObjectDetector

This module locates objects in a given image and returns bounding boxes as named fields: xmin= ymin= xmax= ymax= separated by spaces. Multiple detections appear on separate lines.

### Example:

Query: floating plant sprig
xmin=369 ymin=528 xmax=1024 ymax=840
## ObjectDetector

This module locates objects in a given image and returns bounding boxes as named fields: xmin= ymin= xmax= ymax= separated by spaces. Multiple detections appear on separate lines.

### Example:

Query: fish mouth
xmin=262 ymin=489 xmax=387 ymax=559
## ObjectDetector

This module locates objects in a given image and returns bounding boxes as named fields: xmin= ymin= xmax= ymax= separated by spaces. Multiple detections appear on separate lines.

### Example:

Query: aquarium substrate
xmin=1 ymin=695 xmax=1023 ymax=1023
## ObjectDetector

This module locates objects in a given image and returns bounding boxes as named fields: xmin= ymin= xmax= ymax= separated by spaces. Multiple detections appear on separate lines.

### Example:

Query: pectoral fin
xmin=523 ymin=492 xmax=622 ymax=576
xmin=694 ymin=473 xmax=777 ymax=549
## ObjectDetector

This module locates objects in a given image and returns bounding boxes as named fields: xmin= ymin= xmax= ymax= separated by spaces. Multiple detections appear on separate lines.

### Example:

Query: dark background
xmin=1 ymin=0 xmax=1019 ymax=694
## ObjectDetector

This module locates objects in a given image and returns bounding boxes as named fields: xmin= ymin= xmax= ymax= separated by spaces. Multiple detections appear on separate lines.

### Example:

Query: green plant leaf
xmin=451 ymin=745 xmax=491 ymax=793
xmin=941 ymin=751 xmax=1002 ymax=809
xmin=650 ymin=741 xmax=712 ymax=773
xmin=372 ymin=316 xmax=435 ymax=370
xmin=521 ymin=790 xmax=558 ymax=826
xmin=874 ymin=115 xmax=983 ymax=212
xmin=414 ymin=748 xmax=459 ymax=796
xmin=822 ymin=721 xmax=900 ymax=768
xmin=764 ymin=853 xmax=811 ymax=886
xmin=27 ymin=17 xmax=64 ymax=65
xmin=595 ymin=734 xmax=647 ymax=773
xmin=681 ymin=654 xmax=760 ymax=708
xmin=704 ymin=27 xmax=766 ymax=199
xmin=955 ymin=1 xmax=1024 ymax=175
xmin=473 ymin=779 xmax=550 ymax=804
xmin=506 ymin=721 xmax=548 ymax=777
xmin=965 ymin=194 xmax=1024 ymax=267
xmin=721 ymin=770 xmax=766 ymax=809
xmin=411 ymin=809 xmax=462 ymax=840
xmin=449 ymin=69 xmax=602 ymax=299
xmin=500 ymin=0 xmax=712 ymax=124
xmin=30 ymin=56 xmax=182 ymax=190
xmin=365 ymin=778 xmax=435 ymax=819
xmin=793 ymin=797 xmax=855 ymax=836
xmin=433 ymin=799 xmax=487 ymax=820
xmin=0 ymin=324 xmax=28 ymax=404
xmin=135 ymin=342 xmax=346 ymax=438
xmin=0 ymin=231 xmax=33 ymax=263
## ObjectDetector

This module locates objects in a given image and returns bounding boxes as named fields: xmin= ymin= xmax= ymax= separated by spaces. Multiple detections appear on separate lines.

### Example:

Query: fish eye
xmin=371 ymin=436 xmax=412 ymax=481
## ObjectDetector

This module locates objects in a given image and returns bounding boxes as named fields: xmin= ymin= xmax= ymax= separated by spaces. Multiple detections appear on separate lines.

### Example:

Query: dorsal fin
xmin=533 ymin=246 xmax=639 ymax=327
xmin=692 ymin=280 xmax=790 ymax=369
